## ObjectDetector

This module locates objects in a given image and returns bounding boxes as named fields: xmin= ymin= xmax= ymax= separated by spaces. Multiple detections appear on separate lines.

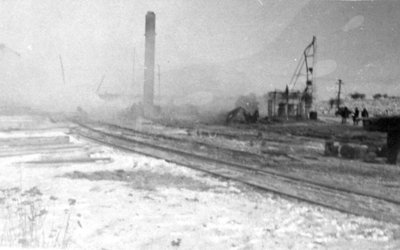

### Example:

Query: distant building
xmin=266 ymin=90 xmax=307 ymax=118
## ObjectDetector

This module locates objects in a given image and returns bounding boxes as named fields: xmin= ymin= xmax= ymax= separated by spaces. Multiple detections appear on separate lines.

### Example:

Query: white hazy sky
xmin=0 ymin=0 xmax=399 ymax=110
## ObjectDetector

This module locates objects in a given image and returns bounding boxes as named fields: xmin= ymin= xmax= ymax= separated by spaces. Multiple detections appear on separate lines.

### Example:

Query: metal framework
xmin=288 ymin=36 xmax=317 ymax=114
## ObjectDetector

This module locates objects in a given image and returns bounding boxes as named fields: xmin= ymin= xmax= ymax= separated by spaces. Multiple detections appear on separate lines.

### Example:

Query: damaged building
xmin=266 ymin=90 xmax=308 ymax=118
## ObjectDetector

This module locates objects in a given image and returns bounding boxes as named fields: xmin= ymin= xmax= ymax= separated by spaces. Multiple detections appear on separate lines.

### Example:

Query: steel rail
xmin=75 ymin=119 xmax=400 ymax=203
xmin=71 ymin=121 xmax=400 ymax=224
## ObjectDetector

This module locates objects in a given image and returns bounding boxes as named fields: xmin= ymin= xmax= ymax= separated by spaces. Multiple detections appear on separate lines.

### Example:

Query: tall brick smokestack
xmin=143 ymin=11 xmax=156 ymax=115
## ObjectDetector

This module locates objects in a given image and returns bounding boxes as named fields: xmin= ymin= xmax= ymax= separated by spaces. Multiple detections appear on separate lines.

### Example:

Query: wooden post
xmin=336 ymin=79 xmax=343 ymax=109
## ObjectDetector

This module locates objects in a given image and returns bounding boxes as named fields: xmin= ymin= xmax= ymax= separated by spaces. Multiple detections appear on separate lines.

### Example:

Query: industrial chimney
xmin=143 ymin=11 xmax=156 ymax=116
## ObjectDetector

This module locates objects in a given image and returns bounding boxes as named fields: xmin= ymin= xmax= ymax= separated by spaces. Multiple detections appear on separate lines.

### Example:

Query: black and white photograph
xmin=0 ymin=0 xmax=399 ymax=249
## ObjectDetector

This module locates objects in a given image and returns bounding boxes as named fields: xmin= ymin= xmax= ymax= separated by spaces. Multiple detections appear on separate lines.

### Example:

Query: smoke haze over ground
xmin=0 ymin=0 xmax=399 ymax=112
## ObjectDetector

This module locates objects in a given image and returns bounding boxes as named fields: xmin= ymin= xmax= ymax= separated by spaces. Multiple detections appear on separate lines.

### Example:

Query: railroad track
xmin=71 ymin=119 xmax=400 ymax=224
xmin=79 ymin=120 xmax=310 ymax=162
xmin=158 ymin=120 xmax=386 ymax=147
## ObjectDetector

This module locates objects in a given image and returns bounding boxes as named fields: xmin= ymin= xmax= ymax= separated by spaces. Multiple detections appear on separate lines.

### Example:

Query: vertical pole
xmin=133 ymin=47 xmax=136 ymax=86
xmin=96 ymin=75 xmax=106 ymax=94
xmin=337 ymin=79 xmax=343 ymax=109
xmin=59 ymin=55 xmax=66 ymax=85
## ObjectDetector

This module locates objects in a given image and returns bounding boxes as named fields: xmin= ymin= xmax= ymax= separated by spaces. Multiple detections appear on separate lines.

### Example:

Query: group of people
xmin=337 ymin=106 xmax=369 ymax=125
xmin=352 ymin=107 xmax=369 ymax=125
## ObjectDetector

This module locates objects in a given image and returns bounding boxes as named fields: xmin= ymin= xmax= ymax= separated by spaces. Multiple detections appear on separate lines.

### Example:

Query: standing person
xmin=361 ymin=108 xmax=369 ymax=118
xmin=339 ymin=106 xmax=351 ymax=124
xmin=344 ymin=107 xmax=352 ymax=124
xmin=353 ymin=107 xmax=360 ymax=125
xmin=361 ymin=108 xmax=369 ymax=126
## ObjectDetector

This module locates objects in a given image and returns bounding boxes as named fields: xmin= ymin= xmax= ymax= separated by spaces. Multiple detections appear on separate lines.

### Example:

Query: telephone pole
xmin=336 ymin=79 xmax=343 ymax=109
xmin=59 ymin=55 xmax=66 ymax=85
xmin=132 ymin=47 xmax=136 ymax=86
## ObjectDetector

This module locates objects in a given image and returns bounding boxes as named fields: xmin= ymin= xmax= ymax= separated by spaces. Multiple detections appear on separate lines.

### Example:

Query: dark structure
xmin=336 ymin=106 xmax=352 ymax=124
xmin=303 ymin=36 xmax=316 ymax=115
xmin=353 ymin=107 xmax=360 ymax=125
xmin=287 ymin=36 xmax=317 ymax=118
xmin=226 ymin=107 xmax=259 ymax=124
xmin=266 ymin=90 xmax=304 ymax=118
xmin=363 ymin=116 xmax=400 ymax=164
xmin=143 ymin=11 xmax=156 ymax=116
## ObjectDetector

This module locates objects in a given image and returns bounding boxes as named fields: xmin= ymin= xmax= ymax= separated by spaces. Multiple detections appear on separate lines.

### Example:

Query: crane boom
xmin=288 ymin=36 xmax=317 ymax=115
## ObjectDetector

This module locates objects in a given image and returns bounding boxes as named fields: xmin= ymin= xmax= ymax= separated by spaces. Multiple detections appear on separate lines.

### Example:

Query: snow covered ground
xmin=0 ymin=119 xmax=399 ymax=249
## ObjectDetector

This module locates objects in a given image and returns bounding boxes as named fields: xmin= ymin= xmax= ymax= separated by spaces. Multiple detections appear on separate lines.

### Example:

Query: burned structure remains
xmin=266 ymin=90 xmax=305 ymax=118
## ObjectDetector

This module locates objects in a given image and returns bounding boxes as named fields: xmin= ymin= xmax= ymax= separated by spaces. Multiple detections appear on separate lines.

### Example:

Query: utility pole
xmin=133 ymin=47 xmax=136 ymax=86
xmin=96 ymin=75 xmax=106 ymax=94
xmin=336 ymin=79 xmax=343 ymax=109
xmin=59 ymin=55 xmax=66 ymax=85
